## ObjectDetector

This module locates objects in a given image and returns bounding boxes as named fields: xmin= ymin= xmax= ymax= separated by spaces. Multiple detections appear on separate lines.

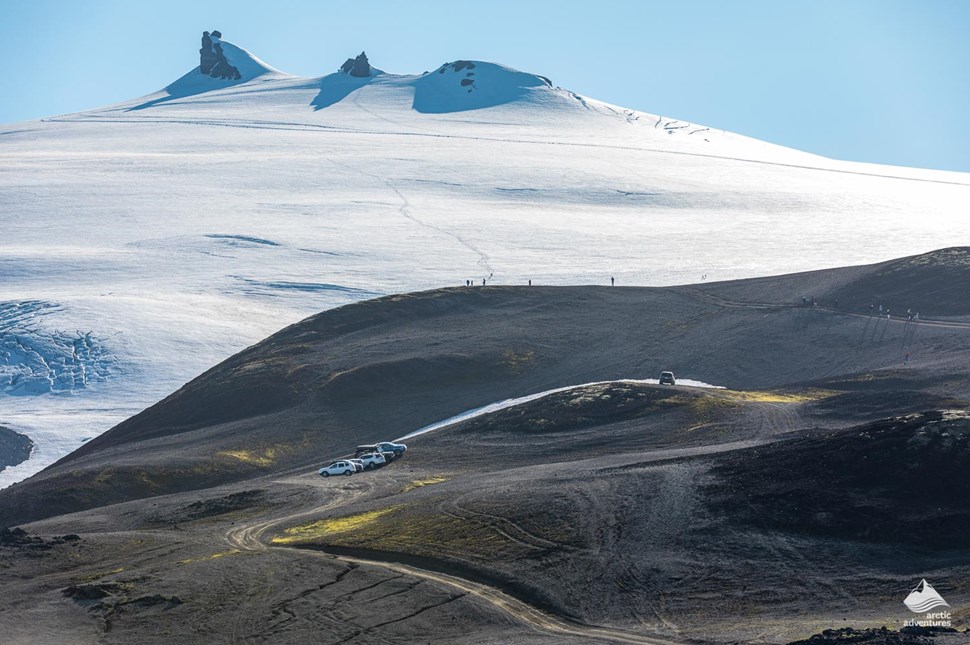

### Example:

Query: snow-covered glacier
xmin=1 ymin=33 xmax=968 ymax=486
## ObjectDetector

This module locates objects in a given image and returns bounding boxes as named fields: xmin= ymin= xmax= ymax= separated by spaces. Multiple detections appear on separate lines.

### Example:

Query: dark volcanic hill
xmin=3 ymin=248 xmax=970 ymax=527
xmin=693 ymin=246 xmax=970 ymax=317
xmin=2 ymin=249 xmax=970 ymax=644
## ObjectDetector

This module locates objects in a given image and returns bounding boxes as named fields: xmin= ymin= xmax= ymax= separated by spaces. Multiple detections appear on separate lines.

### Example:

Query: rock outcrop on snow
xmin=0 ymin=426 xmax=32 ymax=473
xmin=340 ymin=52 xmax=372 ymax=77
xmin=200 ymin=30 xmax=242 ymax=80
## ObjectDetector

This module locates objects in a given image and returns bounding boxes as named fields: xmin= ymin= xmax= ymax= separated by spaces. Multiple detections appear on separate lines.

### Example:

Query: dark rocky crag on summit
xmin=200 ymin=30 xmax=241 ymax=80
xmin=340 ymin=51 xmax=371 ymax=77
xmin=0 ymin=426 xmax=32 ymax=473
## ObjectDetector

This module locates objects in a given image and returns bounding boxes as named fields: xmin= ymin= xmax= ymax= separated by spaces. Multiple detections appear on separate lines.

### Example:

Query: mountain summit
xmin=339 ymin=51 xmax=374 ymax=77
xmin=200 ymin=30 xmax=241 ymax=80
xmin=190 ymin=30 xmax=284 ymax=83
xmin=1 ymin=29 xmax=968 ymax=489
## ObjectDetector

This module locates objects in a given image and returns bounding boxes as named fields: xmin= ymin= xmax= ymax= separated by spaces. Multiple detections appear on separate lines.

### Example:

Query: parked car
xmin=347 ymin=458 xmax=365 ymax=472
xmin=355 ymin=444 xmax=379 ymax=457
xmin=379 ymin=450 xmax=398 ymax=463
xmin=659 ymin=371 xmax=676 ymax=386
xmin=319 ymin=461 xmax=356 ymax=477
xmin=375 ymin=441 xmax=407 ymax=458
xmin=358 ymin=453 xmax=387 ymax=469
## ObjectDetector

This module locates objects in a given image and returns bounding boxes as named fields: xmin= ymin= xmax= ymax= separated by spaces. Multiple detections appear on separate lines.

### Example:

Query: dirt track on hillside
xmin=4 ymin=252 xmax=970 ymax=643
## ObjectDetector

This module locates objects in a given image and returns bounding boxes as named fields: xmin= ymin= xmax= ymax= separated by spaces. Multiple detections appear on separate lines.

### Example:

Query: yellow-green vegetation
xmin=271 ymin=506 xmax=403 ymax=545
xmin=218 ymin=448 xmax=279 ymax=467
xmin=837 ymin=372 xmax=880 ymax=383
xmin=671 ymin=388 xmax=833 ymax=432
xmin=73 ymin=567 xmax=125 ymax=583
xmin=502 ymin=349 xmax=536 ymax=371
xmin=216 ymin=434 xmax=313 ymax=467
xmin=277 ymin=344 xmax=313 ymax=357
xmin=286 ymin=364 xmax=316 ymax=381
xmin=681 ymin=393 xmax=741 ymax=416
xmin=401 ymin=476 xmax=449 ymax=493
xmin=379 ymin=514 xmax=503 ymax=554
xmin=670 ymin=393 xmax=741 ymax=432
xmin=340 ymin=511 xmax=534 ymax=561
xmin=93 ymin=467 xmax=115 ymax=485
xmin=721 ymin=389 xmax=834 ymax=404
xmin=274 ymin=501 xmax=548 ymax=561
xmin=134 ymin=469 xmax=160 ymax=489
xmin=177 ymin=549 xmax=241 ymax=565
xmin=567 ymin=387 xmax=607 ymax=406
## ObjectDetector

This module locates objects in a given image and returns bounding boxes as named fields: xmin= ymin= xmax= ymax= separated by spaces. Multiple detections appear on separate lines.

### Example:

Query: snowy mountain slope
xmin=129 ymin=34 xmax=289 ymax=111
xmin=1 ymin=33 xmax=968 ymax=487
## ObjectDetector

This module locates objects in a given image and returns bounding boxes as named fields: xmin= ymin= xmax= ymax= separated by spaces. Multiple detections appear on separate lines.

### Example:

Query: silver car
xmin=358 ymin=453 xmax=387 ymax=469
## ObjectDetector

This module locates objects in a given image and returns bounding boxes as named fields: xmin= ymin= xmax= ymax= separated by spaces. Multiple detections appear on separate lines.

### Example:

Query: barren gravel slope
xmin=3 ymin=251 xmax=970 ymax=643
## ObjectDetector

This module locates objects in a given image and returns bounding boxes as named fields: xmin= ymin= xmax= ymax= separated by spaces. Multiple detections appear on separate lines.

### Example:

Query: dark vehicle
xmin=659 ymin=371 xmax=676 ymax=386
xmin=375 ymin=441 xmax=407 ymax=457
xmin=356 ymin=441 xmax=407 ymax=458
xmin=355 ymin=444 xmax=379 ymax=457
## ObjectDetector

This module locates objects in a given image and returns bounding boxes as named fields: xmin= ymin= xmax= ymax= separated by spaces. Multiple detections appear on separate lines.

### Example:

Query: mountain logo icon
xmin=903 ymin=579 xmax=950 ymax=613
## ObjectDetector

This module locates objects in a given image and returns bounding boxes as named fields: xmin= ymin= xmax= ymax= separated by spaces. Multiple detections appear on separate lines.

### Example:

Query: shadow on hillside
xmin=311 ymin=73 xmax=376 ymax=111
xmin=127 ymin=67 xmax=249 ymax=111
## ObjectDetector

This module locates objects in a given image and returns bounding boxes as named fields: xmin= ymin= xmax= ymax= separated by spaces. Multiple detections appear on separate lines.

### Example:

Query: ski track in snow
xmin=327 ymin=158 xmax=495 ymax=275
xmin=38 ymin=112 xmax=970 ymax=188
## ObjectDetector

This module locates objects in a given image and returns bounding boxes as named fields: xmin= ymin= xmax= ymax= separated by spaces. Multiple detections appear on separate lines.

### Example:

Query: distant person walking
xmin=528 ymin=279 xmax=532 ymax=286
xmin=482 ymin=278 xmax=486 ymax=286
xmin=611 ymin=276 xmax=615 ymax=287
xmin=869 ymin=304 xmax=874 ymax=315
xmin=905 ymin=351 xmax=911 ymax=364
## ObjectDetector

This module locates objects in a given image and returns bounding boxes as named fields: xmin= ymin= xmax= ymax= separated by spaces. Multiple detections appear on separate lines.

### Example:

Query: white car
xmin=358 ymin=453 xmax=387 ymax=469
xmin=347 ymin=459 xmax=365 ymax=472
xmin=319 ymin=461 xmax=356 ymax=477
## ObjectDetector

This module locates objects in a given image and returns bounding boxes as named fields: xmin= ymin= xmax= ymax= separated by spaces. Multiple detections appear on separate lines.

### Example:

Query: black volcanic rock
xmin=0 ymin=425 xmax=32 ymax=473
xmin=707 ymin=410 xmax=970 ymax=548
xmin=340 ymin=51 xmax=371 ymax=77
xmin=200 ymin=30 xmax=241 ymax=80
xmin=437 ymin=61 xmax=479 ymax=92
xmin=787 ymin=626 xmax=961 ymax=644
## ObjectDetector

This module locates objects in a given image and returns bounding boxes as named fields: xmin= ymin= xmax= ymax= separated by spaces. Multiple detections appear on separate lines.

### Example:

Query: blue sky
xmin=1 ymin=0 xmax=967 ymax=172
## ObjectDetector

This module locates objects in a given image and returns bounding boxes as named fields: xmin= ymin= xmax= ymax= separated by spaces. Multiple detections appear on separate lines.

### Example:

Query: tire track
xmin=441 ymin=494 xmax=567 ymax=552
xmin=281 ymin=547 xmax=679 ymax=644
xmin=226 ymin=484 xmax=681 ymax=644
xmin=680 ymin=287 xmax=970 ymax=330
xmin=42 ymin=113 xmax=970 ymax=188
